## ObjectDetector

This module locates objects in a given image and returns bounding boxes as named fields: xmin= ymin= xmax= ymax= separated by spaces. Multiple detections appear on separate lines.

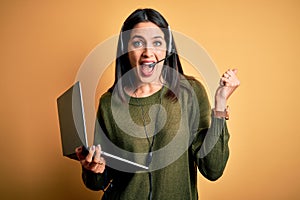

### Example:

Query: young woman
xmin=76 ymin=8 xmax=240 ymax=200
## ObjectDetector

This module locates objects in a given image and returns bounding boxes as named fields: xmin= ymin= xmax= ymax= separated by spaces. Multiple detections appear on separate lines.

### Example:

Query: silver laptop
xmin=57 ymin=81 xmax=148 ymax=170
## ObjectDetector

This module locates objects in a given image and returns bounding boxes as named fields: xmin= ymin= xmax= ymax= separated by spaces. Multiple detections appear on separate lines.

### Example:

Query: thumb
xmin=232 ymin=68 xmax=238 ymax=74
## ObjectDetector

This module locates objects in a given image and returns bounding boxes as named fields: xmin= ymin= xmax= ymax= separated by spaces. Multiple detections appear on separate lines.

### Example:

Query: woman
xmin=76 ymin=8 xmax=240 ymax=200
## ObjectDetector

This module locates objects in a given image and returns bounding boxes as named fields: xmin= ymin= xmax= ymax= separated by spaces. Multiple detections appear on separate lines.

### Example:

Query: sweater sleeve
xmin=81 ymin=167 xmax=111 ymax=191
xmin=189 ymin=79 xmax=230 ymax=181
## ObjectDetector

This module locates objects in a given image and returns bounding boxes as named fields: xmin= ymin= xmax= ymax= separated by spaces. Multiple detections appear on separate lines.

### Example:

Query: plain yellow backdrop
xmin=1 ymin=0 xmax=299 ymax=199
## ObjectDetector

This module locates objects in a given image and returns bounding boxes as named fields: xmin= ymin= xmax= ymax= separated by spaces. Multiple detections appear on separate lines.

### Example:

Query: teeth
xmin=142 ymin=62 xmax=154 ymax=65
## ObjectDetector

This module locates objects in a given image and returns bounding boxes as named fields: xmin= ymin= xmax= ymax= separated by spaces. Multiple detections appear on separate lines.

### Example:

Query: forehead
xmin=130 ymin=22 xmax=165 ymax=39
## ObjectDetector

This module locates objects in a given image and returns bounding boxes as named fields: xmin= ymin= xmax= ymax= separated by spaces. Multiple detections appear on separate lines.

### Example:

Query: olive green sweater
xmin=82 ymin=79 xmax=230 ymax=200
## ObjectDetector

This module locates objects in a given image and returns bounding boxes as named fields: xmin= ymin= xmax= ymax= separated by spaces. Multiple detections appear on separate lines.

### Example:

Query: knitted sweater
xmin=82 ymin=78 xmax=230 ymax=200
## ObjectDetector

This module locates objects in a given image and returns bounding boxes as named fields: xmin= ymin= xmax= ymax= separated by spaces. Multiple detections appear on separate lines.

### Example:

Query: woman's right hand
xmin=75 ymin=144 xmax=106 ymax=174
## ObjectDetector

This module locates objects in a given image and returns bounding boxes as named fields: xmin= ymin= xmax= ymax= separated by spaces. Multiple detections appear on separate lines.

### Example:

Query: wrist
xmin=214 ymin=96 xmax=227 ymax=111
xmin=212 ymin=106 xmax=229 ymax=120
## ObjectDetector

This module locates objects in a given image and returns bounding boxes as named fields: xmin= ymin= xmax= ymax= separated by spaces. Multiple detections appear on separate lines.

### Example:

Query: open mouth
xmin=139 ymin=62 xmax=156 ymax=77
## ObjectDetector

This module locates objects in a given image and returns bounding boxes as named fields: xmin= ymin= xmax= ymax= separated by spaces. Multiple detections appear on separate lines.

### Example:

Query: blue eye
xmin=153 ymin=41 xmax=162 ymax=47
xmin=132 ymin=41 xmax=143 ymax=48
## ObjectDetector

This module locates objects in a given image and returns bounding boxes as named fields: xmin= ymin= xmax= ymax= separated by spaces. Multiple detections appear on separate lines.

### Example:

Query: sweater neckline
xmin=126 ymin=86 xmax=166 ymax=106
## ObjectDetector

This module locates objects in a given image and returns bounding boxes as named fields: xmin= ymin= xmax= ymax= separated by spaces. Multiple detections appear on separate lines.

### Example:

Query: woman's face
xmin=127 ymin=22 xmax=167 ymax=84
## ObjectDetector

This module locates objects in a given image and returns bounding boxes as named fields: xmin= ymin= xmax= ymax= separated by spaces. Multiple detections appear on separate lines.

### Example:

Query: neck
xmin=133 ymin=82 xmax=163 ymax=98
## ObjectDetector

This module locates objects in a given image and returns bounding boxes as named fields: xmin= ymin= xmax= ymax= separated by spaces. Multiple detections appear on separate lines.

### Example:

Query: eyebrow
xmin=130 ymin=35 xmax=164 ymax=40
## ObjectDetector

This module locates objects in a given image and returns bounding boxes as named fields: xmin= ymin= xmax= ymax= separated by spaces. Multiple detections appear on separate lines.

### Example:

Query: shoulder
xmin=98 ymin=91 xmax=112 ymax=109
xmin=100 ymin=91 xmax=112 ymax=101
xmin=180 ymin=75 xmax=207 ymax=97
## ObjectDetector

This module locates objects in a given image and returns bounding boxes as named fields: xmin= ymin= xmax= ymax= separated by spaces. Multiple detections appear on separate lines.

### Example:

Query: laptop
xmin=57 ymin=81 xmax=149 ymax=171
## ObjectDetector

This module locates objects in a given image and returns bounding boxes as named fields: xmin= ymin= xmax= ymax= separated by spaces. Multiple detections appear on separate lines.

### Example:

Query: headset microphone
xmin=148 ymin=53 xmax=174 ymax=68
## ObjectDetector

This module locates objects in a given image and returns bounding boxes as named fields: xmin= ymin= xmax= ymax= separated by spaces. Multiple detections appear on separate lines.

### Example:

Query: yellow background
xmin=1 ymin=0 xmax=299 ymax=199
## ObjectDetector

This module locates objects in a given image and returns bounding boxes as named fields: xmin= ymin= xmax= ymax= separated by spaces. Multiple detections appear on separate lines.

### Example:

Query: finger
xmin=82 ymin=158 xmax=98 ymax=169
xmin=87 ymin=157 xmax=106 ymax=173
xmin=75 ymin=146 xmax=86 ymax=161
xmin=222 ymin=72 xmax=230 ymax=79
xmin=85 ymin=145 xmax=95 ymax=163
xmin=99 ymin=156 xmax=106 ymax=165
xmin=95 ymin=164 xmax=106 ymax=173
xmin=219 ymin=76 xmax=226 ymax=86
xmin=81 ymin=159 xmax=91 ymax=169
xmin=220 ymin=77 xmax=228 ymax=86
xmin=89 ymin=161 xmax=98 ymax=169
xmin=220 ymin=77 xmax=230 ymax=86
xmin=227 ymin=72 xmax=240 ymax=86
xmin=93 ymin=145 xmax=101 ymax=163
xmin=232 ymin=68 xmax=238 ymax=74
xmin=225 ymin=69 xmax=240 ymax=83
xmin=227 ymin=69 xmax=240 ymax=81
xmin=94 ymin=158 xmax=106 ymax=173
xmin=75 ymin=146 xmax=82 ymax=155
xmin=224 ymin=78 xmax=240 ymax=87
xmin=90 ymin=164 xmax=103 ymax=174
xmin=75 ymin=146 xmax=82 ymax=152
xmin=226 ymin=69 xmax=236 ymax=78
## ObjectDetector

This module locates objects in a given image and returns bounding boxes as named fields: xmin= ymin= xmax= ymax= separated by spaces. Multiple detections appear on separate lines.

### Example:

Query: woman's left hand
xmin=215 ymin=69 xmax=240 ymax=110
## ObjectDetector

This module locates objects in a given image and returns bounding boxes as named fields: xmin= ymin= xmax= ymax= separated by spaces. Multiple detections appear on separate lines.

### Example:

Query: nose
xmin=142 ymin=46 xmax=155 ymax=57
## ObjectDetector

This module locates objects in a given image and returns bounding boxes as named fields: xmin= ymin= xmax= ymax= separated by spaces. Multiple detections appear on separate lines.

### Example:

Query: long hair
xmin=109 ymin=8 xmax=184 ymax=101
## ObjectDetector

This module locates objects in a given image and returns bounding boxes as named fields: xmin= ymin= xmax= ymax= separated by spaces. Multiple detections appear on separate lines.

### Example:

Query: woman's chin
xmin=138 ymin=75 xmax=159 ymax=84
